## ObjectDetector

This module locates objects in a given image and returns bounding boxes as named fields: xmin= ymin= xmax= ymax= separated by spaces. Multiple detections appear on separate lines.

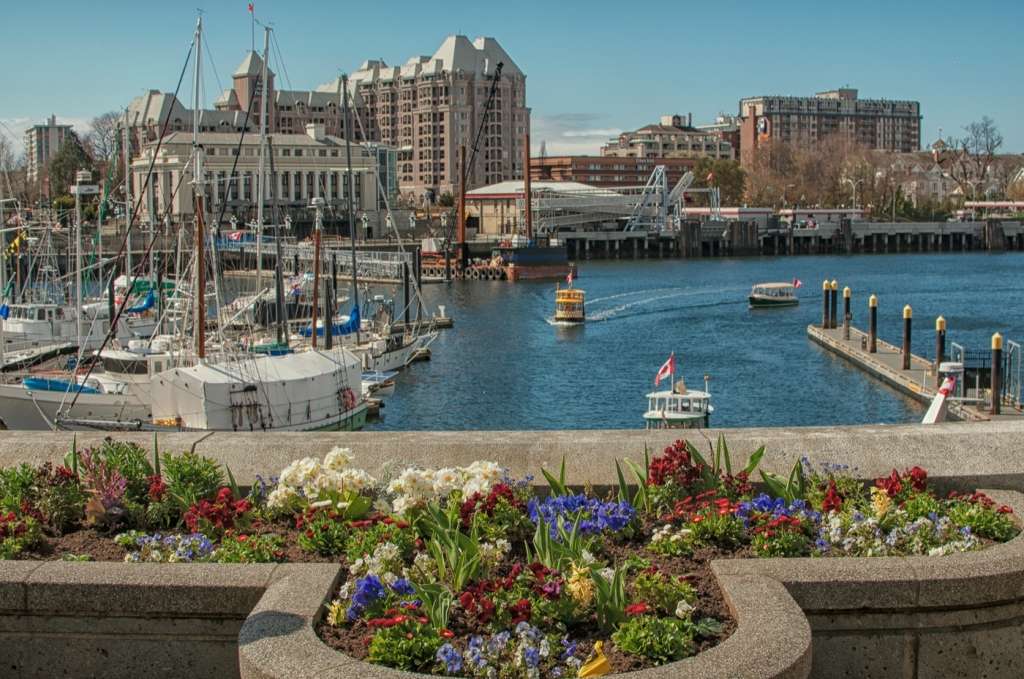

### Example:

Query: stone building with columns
xmin=130 ymin=123 xmax=395 ymax=226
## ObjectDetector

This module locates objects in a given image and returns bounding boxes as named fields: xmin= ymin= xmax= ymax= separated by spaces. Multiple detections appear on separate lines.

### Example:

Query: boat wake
xmin=587 ymin=290 xmax=719 ymax=322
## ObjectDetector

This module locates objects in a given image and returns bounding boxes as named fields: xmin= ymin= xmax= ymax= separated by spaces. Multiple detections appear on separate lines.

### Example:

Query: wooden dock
xmin=807 ymin=324 xmax=1024 ymax=423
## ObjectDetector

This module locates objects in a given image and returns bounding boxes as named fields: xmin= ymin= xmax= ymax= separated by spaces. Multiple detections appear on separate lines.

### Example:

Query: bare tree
xmin=84 ymin=111 xmax=122 ymax=163
xmin=946 ymin=117 xmax=1003 ymax=196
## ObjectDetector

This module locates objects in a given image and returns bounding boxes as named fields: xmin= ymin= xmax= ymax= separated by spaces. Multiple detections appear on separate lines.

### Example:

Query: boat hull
xmin=749 ymin=296 xmax=799 ymax=308
xmin=0 ymin=383 xmax=151 ymax=431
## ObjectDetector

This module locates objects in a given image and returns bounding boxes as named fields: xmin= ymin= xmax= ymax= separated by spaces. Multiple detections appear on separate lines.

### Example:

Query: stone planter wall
xmin=1 ymin=422 xmax=1024 ymax=678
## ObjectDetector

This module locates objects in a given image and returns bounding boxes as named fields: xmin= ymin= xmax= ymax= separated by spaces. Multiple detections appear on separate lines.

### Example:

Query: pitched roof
xmin=233 ymin=51 xmax=273 ymax=78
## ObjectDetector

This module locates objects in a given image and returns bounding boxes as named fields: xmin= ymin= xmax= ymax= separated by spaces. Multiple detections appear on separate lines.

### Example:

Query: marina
xmin=352 ymin=251 xmax=1024 ymax=431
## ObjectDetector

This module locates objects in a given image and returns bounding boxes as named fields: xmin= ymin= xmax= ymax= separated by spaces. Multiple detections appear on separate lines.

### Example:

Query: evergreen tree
xmin=47 ymin=131 xmax=94 ymax=199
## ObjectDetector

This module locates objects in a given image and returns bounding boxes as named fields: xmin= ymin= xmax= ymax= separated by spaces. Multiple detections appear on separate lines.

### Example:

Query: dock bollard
xmin=830 ymin=280 xmax=838 ymax=329
xmin=991 ymin=332 xmax=1003 ymax=415
xmin=869 ymin=295 xmax=878 ymax=353
xmin=902 ymin=305 xmax=912 ymax=370
xmin=935 ymin=317 xmax=946 ymax=387
xmin=842 ymin=286 xmax=851 ymax=340
xmin=822 ymin=280 xmax=830 ymax=329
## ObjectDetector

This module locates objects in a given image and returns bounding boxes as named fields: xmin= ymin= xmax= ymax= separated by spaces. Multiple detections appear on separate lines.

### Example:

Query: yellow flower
xmin=871 ymin=487 xmax=890 ymax=517
xmin=325 ymin=599 xmax=346 ymax=627
xmin=567 ymin=563 xmax=594 ymax=606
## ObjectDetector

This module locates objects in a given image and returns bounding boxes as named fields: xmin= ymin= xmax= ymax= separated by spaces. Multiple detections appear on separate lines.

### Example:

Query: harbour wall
xmin=3 ymin=424 xmax=1024 ymax=678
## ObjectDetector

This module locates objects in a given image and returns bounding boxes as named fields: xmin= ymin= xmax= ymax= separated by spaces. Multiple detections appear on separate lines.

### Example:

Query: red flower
xmin=440 ymin=629 xmax=454 ymax=638
xmin=906 ymin=467 xmax=928 ymax=492
xmin=509 ymin=599 xmax=532 ymax=624
xmin=822 ymin=482 xmax=843 ymax=513
xmin=238 ymin=534 xmax=249 ymax=542
xmin=625 ymin=603 xmax=649 ymax=617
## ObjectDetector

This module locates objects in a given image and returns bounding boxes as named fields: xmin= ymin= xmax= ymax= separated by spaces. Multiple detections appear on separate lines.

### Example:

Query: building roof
xmin=214 ymin=89 xmax=240 ymax=108
xmin=127 ymin=90 xmax=190 ymax=127
xmin=233 ymin=51 xmax=274 ymax=79
xmin=467 ymin=180 xmax=616 ymax=197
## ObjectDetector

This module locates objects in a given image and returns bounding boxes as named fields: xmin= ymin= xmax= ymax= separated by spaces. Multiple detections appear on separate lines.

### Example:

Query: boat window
xmin=103 ymin=356 xmax=150 ymax=375
xmin=55 ymin=308 xmax=64 ymax=320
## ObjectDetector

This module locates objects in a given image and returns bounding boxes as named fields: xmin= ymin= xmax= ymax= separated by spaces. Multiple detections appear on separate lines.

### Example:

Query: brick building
xmin=601 ymin=114 xmax=734 ymax=160
xmin=532 ymin=156 xmax=696 ymax=189
xmin=738 ymin=88 xmax=921 ymax=164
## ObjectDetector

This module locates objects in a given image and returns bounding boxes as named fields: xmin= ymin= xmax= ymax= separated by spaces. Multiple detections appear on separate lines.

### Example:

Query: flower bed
xmin=0 ymin=435 xmax=1019 ymax=678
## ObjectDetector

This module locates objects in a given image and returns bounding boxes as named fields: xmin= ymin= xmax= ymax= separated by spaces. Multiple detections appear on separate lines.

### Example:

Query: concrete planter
xmin=2 ymin=422 xmax=1024 ymax=678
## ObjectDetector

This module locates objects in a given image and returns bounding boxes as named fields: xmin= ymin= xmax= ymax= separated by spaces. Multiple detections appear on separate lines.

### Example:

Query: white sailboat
xmin=48 ymin=18 xmax=368 ymax=433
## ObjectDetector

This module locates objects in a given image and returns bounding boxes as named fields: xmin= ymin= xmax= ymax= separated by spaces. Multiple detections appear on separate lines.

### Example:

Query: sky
xmin=2 ymin=0 xmax=1022 ymax=157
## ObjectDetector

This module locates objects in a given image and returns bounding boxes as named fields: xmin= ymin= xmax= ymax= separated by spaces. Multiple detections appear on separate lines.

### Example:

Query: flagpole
xmin=250 ymin=5 xmax=255 ymax=52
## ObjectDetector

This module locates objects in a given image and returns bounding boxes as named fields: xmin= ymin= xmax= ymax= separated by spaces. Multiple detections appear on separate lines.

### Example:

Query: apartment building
xmin=738 ymin=88 xmax=921 ymax=163
xmin=127 ymin=35 xmax=528 ymax=203
xmin=601 ymin=114 xmax=734 ymax=160
xmin=24 ymin=115 xmax=72 ymax=183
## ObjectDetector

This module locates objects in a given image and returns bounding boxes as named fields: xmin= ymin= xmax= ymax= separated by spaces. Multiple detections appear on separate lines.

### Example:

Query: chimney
xmin=306 ymin=122 xmax=325 ymax=141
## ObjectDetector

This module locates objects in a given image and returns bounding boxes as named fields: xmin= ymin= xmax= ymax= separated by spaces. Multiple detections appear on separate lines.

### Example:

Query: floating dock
xmin=808 ymin=324 xmax=1024 ymax=423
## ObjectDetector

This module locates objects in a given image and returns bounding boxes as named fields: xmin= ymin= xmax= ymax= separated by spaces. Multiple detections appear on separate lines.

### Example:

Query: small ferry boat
xmin=749 ymin=282 xmax=799 ymax=308
xmin=554 ymin=277 xmax=585 ymax=323
xmin=643 ymin=377 xmax=713 ymax=429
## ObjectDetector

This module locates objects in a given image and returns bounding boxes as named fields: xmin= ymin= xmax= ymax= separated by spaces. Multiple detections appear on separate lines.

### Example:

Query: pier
xmin=808 ymin=324 xmax=1024 ymax=423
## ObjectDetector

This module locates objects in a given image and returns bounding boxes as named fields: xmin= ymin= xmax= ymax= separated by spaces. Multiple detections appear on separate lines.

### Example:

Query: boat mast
xmin=123 ymin=110 xmax=133 ymax=280
xmin=341 ymin=74 xmax=361 ymax=344
xmin=310 ymin=197 xmax=323 ymax=349
xmin=523 ymin=133 xmax=531 ymax=239
xmin=255 ymin=27 xmax=270 ymax=291
xmin=192 ymin=16 xmax=206 ymax=362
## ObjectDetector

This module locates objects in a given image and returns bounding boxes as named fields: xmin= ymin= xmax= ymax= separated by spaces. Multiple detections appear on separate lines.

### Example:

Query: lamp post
xmin=842 ymin=178 xmax=864 ymax=211
xmin=891 ymin=180 xmax=897 ymax=223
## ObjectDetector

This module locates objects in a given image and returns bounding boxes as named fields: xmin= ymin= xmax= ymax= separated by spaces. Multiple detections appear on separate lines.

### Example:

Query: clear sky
xmin=1 ymin=0 xmax=1022 ymax=157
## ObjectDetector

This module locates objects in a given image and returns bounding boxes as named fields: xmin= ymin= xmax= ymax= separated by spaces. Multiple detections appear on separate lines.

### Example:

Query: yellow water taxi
xmin=554 ymin=277 xmax=585 ymax=323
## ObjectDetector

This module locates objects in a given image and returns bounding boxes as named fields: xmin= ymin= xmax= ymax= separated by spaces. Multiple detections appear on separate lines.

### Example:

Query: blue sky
xmin=1 ymin=0 xmax=1022 ymax=156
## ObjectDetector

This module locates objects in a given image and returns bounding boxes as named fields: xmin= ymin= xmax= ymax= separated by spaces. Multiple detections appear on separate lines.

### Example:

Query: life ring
xmin=344 ymin=388 xmax=356 ymax=410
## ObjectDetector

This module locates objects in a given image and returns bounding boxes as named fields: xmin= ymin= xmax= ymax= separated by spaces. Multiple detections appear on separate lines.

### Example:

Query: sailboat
xmin=47 ymin=18 xmax=368 ymax=433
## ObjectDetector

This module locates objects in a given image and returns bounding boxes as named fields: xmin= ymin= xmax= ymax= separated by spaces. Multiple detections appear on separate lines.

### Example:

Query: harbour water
xmin=362 ymin=251 xmax=1024 ymax=431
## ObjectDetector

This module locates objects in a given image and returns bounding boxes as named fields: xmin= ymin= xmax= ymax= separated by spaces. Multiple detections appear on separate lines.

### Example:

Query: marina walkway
xmin=808 ymin=324 xmax=1024 ymax=423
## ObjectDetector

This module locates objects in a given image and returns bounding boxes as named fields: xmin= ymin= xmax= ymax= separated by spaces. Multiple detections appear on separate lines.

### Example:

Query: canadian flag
xmin=566 ymin=270 xmax=573 ymax=284
xmin=228 ymin=231 xmax=244 ymax=241
xmin=248 ymin=3 xmax=254 ymax=12
xmin=654 ymin=354 xmax=674 ymax=387
xmin=792 ymin=278 xmax=802 ymax=289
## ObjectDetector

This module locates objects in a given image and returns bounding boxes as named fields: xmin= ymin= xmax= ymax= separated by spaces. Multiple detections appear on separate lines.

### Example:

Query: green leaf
xmin=541 ymin=467 xmax=567 ymax=497
xmin=226 ymin=465 xmax=241 ymax=500
xmin=743 ymin=446 xmax=766 ymax=475
xmin=615 ymin=459 xmax=630 ymax=503
xmin=716 ymin=434 xmax=730 ymax=475
xmin=623 ymin=458 xmax=649 ymax=512
xmin=153 ymin=434 xmax=160 ymax=477
xmin=759 ymin=470 xmax=793 ymax=503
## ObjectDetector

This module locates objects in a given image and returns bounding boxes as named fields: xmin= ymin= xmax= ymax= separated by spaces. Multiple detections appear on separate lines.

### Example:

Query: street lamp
xmin=842 ymin=179 xmax=864 ymax=210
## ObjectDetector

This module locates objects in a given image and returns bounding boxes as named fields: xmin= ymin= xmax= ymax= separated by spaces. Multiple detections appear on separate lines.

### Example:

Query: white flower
xmin=598 ymin=567 xmax=615 ymax=582
xmin=310 ymin=499 xmax=333 ymax=509
xmin=372 ymin=498 xmax=391 ymax=514
xmin=267 ymin=485 xmax=297 ymax=509
xmin=496 ymin=539 xmax=511 ymax=554
xmin=414 ymin=552 xmax=432 ymax=570
xmin=323 ymin=446 xmax=354 ymax=472
xmin=337 ymin=582 xmax=351 ymax=600
xmin=581 ymin=549 xmax=596 ymax=564
xmin=336 ymin=501 xmax=350 ymax=511
xmin=392 ymin=496 xmax=414 ymax=515
xmin=675 ymin=600 xmax=694 ymax=618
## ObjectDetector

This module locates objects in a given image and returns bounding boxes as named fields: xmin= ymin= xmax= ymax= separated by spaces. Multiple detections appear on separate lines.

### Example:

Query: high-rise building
xmin=24 ymin=115 xmax=72 ymax=184
xmin=738 ymin=88 xmax=921 ymax=163
xmin=127 ymin=35 xmax=528 ymax=204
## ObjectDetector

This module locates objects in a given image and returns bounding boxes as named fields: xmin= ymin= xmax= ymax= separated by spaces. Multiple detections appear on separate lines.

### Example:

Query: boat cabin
xmin=643 ymin=380 xmax=712 ymax=430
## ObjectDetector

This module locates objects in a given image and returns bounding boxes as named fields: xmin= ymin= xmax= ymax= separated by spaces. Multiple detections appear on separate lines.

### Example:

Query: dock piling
xmin=843 ymin=286 xmax=851 ymax=340
xmin=992 ymin=333 xmax=1003 ymax=415
xmin=830 ymin=280 xmax=838 ymax=329
xmin=822 ymin=280 xmax=830 ymax=329
xmin=935 ymin=317 xmax=946 ymax=387
xmin=902 ymin=305 xmax=913 ymax=370
xmin=869 ymin=295 xmax=878 ymax=353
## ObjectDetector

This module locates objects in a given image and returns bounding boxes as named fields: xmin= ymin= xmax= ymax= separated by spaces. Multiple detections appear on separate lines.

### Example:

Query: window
xmin=281 ymin=149 xmax=291 ymax=157
xmin=294 ymin=149 xmax=303 ymax=157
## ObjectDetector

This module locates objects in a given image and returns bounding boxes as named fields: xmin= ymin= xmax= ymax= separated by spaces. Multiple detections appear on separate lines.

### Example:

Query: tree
xmin=539 ymin=140 xmax=547 ymax=159
xmin=1006 ymin=179 xmax=1024 ymax=202
xmin=47 ymin=131 xmax=94 ymax=199
xmin=692 ymin=157 xmax=745 ymax=207
xmin=946 ymin=117 xmax=1003 ymax=195
xmin=84 ymin=111 xmax=121 ymax=164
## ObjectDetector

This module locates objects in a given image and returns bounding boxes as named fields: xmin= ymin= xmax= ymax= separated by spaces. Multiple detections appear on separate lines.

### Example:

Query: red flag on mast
xmin=654 ymin=354 xmax=674 ymax=386
xmin=248 ymin=3 xmax=254 ymax=12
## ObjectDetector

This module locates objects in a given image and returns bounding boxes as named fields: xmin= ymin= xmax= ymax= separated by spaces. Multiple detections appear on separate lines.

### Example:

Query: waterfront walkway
xmin=808 ymin=324 xmax=1024 ymax=423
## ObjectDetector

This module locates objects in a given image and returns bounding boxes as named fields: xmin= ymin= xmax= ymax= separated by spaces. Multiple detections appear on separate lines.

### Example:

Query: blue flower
xmin=436 ymin=643 xmax=463 ymax=673
xmin=814 ymin=538 xmax=830 ymax=553
xmin=389 ymin=578 xmax=416 ymax=596
xmin=523 ymin=646 xmax=541 ymax=668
